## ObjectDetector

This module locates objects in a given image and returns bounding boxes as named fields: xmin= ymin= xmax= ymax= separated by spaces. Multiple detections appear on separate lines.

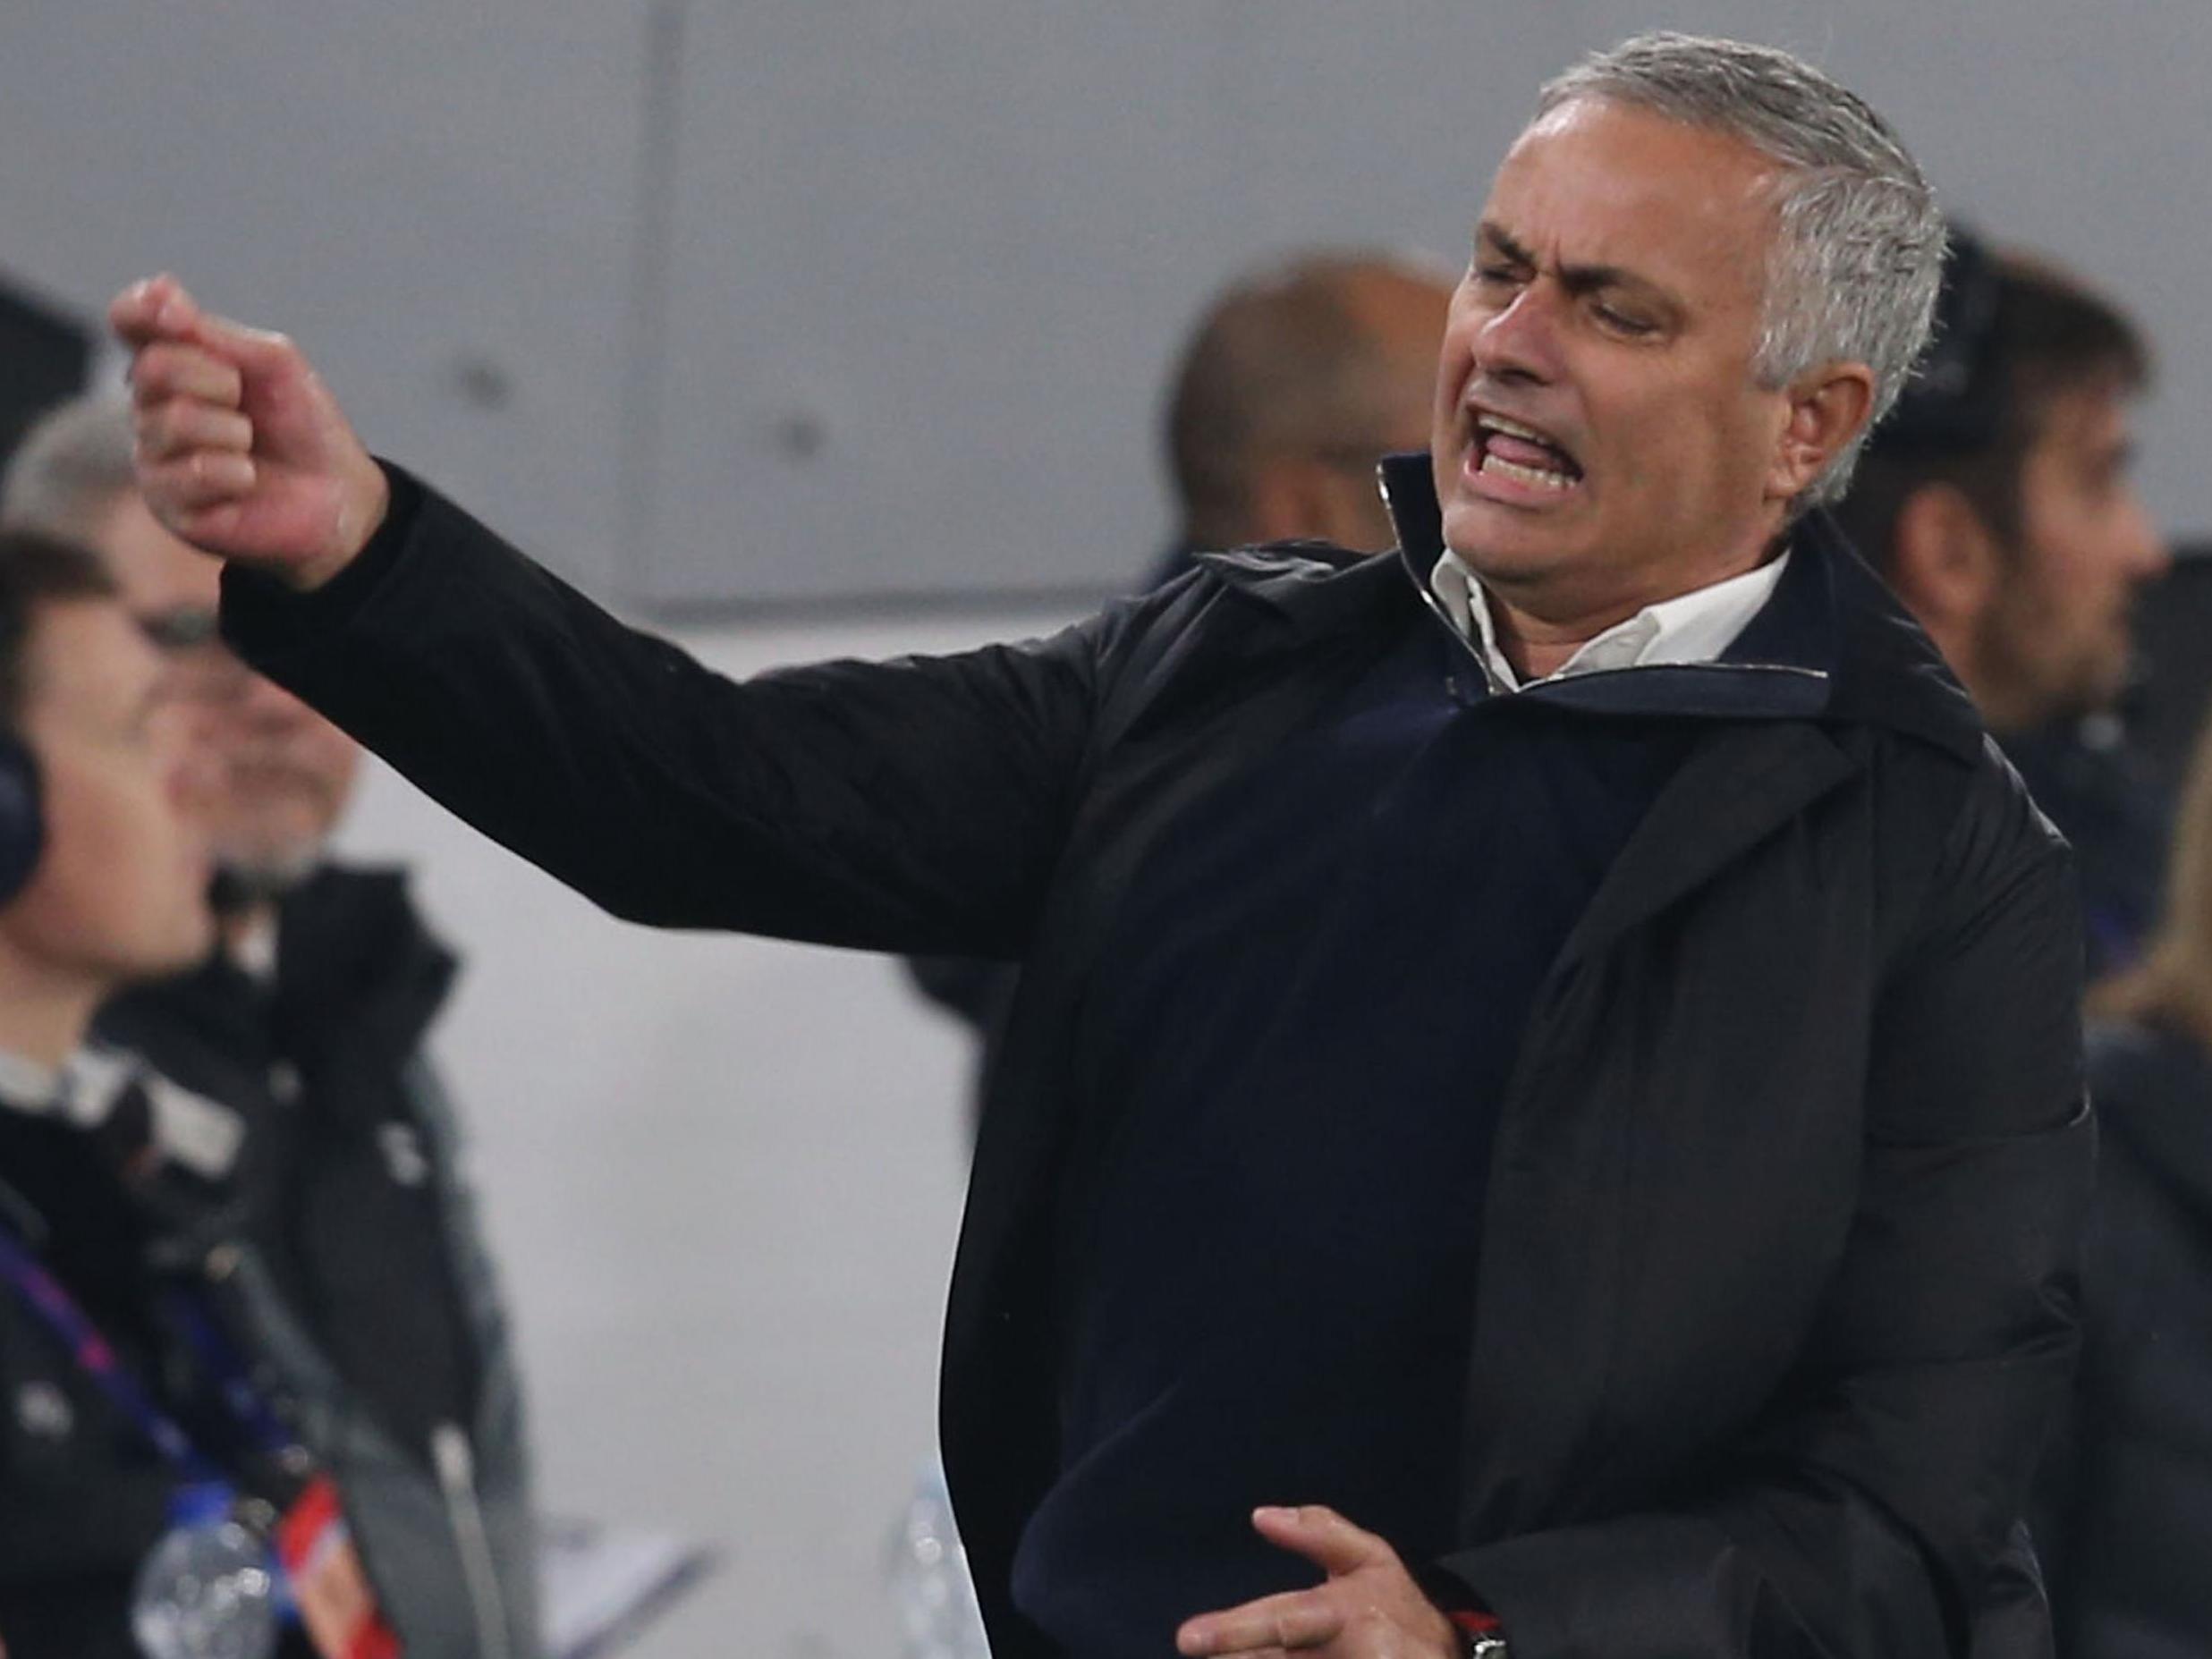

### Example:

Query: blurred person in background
xmin=112 ymin=31 xmax=2091 ymax=1659
xmin=1834 ymin=232 xmax=2171 ymax=972
xmin=0 ymin=527 xmax=327 ymax=1657
xmin=1151 ymin=249 xmax=1455 ymax=581
xmin=2033 ymin=705 xmax=2212 ymax=1657
xmin=911 ymin=248 xmax=1453 ymax=1105
xmin=2 ymin=396 xmax=540 ymax=1659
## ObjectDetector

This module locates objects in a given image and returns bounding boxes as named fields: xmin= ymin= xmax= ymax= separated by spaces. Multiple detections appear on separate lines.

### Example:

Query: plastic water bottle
xmin=130 ymin=1485 xmax=278 ymax=1659
xmin=886 ymin=1457 xmax=991 ymax=1659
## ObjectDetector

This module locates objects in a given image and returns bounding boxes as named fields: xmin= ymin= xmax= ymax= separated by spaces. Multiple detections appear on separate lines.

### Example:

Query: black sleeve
xmin=904 ymin=953 xmax=1020 ymax=1029
xmin=222 ymin=465 xmax=1134 ymax=956
xmin=1435 ymin=752 xmax=2090 ymax=1659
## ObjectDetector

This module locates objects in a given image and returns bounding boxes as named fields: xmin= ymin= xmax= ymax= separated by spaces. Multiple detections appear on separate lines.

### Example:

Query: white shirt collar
xmin=0 ymin=1045 xmax=244 ymax=1179
xmin=229 ymin=913 xmax=279 ymax=982
xmin=1429 ymin=547 xmax=1791 ymax=692
xmin=0 ymin=1049 xmax=64 ymax=1117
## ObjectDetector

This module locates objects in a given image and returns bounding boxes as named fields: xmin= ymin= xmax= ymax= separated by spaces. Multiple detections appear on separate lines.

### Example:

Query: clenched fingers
xmin=114 ymin=276 xmax=305 ymax=384
xmin=109 ymin=273 xmax=192 ymax=349
xmin=135 ymin=399 xmax=254 ymax=465
xmin=140 ymin=450 xmax=257 ymax=514
xmin=130 ymin=341 xmax=244 ymax=411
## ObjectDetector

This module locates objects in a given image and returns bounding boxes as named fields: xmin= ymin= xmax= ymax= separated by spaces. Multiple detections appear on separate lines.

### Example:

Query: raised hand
xmin=1177 ymin=1506 xmax=1462 ymax=1659
xmin=110 ymin=275 xmax=389 ymax=591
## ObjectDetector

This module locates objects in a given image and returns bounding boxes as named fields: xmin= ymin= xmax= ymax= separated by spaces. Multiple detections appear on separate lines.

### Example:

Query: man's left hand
xmin=1175 ymin=1505 xmax=1460 ymax=1659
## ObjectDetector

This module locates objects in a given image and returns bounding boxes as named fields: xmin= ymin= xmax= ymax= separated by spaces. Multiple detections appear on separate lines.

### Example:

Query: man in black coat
xmin=111 ymin=30 xmax=2089 ymax=1659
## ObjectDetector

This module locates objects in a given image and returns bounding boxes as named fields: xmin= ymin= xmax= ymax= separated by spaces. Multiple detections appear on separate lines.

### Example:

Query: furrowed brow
xmin=1476 ymin=222 xmax=1536 ymax=267
xmin=1556 ymin=259 xmax=1666 ymax=301
xmin=1478 ymin=223 xmax=1674 ymax=307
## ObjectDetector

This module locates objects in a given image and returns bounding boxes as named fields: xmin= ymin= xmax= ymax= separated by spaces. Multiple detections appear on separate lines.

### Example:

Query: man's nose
xmin=1473 ymin=282 xmax=1567 ymax=386
xmin=2132 ymin=525 xmax=2173 ymax=585
xmin=2116 ymin=495 xmax=2171 ymax=586
xmin=231 ymin=667 xmax=320 ymax=729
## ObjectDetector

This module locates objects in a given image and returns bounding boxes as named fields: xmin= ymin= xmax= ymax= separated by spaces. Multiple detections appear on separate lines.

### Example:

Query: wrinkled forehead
xmin=1511 ymin=89 xmax=1785 ymax=174
xmin=1485 ymin=97 xmax=1784 ymax=286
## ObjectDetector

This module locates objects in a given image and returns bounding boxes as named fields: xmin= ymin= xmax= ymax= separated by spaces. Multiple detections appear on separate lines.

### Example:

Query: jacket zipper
xmin=431 ymin=1420 xmax=513 ymax=1659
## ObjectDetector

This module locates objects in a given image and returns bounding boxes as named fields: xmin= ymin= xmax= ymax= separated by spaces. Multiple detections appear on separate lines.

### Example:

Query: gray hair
xmin=1539 ymin=32 xmax=1945 ymax=506
xmin=0 ymin=393 xmax=137 ymax=538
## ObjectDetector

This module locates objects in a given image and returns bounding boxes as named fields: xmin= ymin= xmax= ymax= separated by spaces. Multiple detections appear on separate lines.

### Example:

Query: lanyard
xmin=0 ymin=1222 xmax=223 ymax=1481
xmin=163 ymin=1283 xmax=300 ymax=1460
xmin=0 ymin=1222 xmax=299 ymax=1482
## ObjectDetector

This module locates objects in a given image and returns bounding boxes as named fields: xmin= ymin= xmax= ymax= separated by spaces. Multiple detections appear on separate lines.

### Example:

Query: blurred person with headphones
xmin=0 ymin=526 xmax=403 ymax=1658
xmin=1833 ymin=231 xmax=2172 ymax=973
xmin=3 ymin=398 xmax=539 ymax=1659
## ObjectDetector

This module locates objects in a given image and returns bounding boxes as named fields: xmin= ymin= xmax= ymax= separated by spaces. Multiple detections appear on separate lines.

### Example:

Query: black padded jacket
xmin=220 ymin=454 xmax=2090 ymax=1659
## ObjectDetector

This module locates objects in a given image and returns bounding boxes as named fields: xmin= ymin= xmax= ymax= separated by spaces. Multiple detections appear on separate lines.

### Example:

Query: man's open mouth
xmin=1470 ymin=411 xmax=1584 ymax=492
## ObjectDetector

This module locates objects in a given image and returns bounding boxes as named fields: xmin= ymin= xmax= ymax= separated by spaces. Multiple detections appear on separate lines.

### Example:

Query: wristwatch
xmin=1445 ymin=1611 xmax=1508 ymax=1659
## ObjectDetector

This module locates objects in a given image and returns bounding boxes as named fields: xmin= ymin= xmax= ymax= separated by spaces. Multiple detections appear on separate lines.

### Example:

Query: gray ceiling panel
xmin=0 ymin=0 xmax=652 ymax=596
xmin=640 ymin=0 xmax=2212 ymax=607
xmin=3 ymin=2 xmax=2207 ymax=612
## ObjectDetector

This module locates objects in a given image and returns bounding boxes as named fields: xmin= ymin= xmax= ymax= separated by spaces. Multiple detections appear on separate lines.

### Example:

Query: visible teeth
xmin=1479 ymin=452 xmax=1578 ymax=490
xmin=1475 ymin=411 xmax=1559 ymax=446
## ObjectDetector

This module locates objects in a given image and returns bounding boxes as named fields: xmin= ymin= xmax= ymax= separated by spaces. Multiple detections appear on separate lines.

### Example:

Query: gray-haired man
xmin=113 ymin=31 xmax=2085 ymax=1659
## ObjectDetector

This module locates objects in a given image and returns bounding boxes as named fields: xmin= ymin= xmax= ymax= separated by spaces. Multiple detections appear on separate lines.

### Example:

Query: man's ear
xmin=1767 ymin=361 xmax=1877 ymax=504
xmin=1888 ymin=481 xmax=2002 ymax=630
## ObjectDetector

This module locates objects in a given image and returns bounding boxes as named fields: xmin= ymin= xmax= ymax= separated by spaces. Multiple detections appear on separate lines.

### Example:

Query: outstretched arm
xmin=109 ymin=277 xmax=1120 ymax=954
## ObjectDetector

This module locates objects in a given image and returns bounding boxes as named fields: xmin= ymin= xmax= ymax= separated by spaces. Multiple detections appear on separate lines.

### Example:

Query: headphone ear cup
xmin=0 ymin=731 xmax=45 ymax=907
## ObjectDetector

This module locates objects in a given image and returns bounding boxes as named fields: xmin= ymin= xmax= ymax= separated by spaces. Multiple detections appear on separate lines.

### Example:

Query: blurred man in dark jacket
xmin=3 ymin=397 xmax=540 ymax=1659
xmin=114 ymin=31 xmax=2090 ymax=1659
xmin=1833 ymin=235 xmax=2171 ymax=974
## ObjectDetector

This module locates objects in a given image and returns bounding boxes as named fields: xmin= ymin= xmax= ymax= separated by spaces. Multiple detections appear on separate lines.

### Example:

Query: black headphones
xmin=1868 ymin=223 xmax=2006 ymax=458
xmin=0 ymin=541 xmax=41 ymax=902
xmin=0 ymin=724 xmax=42 ymax=908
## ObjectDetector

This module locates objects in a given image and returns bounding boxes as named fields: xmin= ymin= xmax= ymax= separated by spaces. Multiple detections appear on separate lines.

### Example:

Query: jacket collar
xmin=108 ymin=863 xmax=455 ymax=1074
xmin=1195 ymin=453 xmax=1985 ymax=764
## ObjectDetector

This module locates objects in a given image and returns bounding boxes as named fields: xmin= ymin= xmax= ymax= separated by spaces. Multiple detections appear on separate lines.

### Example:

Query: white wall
xmin=330 ymin=603 xmax=1081 ymax=1659
xmin=2 ymin=2 xmax=2208 ymax=610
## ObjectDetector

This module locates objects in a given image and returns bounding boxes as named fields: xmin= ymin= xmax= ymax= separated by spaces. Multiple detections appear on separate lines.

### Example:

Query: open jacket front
xmin=221 ymin=456 xmax=2090 ymax=1659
